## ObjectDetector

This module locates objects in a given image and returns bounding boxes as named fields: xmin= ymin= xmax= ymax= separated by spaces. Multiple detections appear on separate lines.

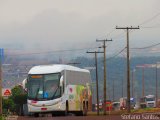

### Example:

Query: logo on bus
xmin=69 ymin=95 xmax=74 ymax=99
xmin=69 ymin=88 xmax=73 ymax=93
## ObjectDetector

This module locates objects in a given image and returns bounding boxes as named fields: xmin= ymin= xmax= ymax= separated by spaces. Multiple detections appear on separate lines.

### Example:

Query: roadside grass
xmin=132 ymin=108 xmax=160 ymax=113
xmin=0 ymin=115 xmax=5 ymax=120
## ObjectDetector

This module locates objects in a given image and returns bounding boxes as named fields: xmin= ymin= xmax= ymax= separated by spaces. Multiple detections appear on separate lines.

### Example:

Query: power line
xmin=139 ymin=12 xmax=160 ymax=26
xmin=141 ymin=26 xmax=160 ymax=29
xmin=112 ymin=32 xmax=125 ymax=39
xmin=106 ymin=29 xmax=116 ymax=37
xmin=111 ymin=28 xmax=136 ymax=43
xmin=6 ymin=47 xmax=99 ymax=56
xmin=140 ymin=23 xmax=160 ymax=29
xmin=96 ymin=12 xmax=160 ymax=45
xmin=109 ymin=12 xmax=160 ymax=39
xmin=107 ymin=47 xmax=126 ymax=61
xmin=131 ymin=42 xmax=160 ymax=49
xmin=105 ymin=12 xmax=160 ymax=40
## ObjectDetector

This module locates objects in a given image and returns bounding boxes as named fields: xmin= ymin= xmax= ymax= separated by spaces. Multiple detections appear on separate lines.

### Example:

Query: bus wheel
xmin=76 ymin=102 xmax=87 ymax=116
xmin=34 ymin=113 xmax=39 ymax=117
xmin=83 ymin=101 xmax=87 ymax=116
xmin=65 ymin=101 xmax=69 ymax=116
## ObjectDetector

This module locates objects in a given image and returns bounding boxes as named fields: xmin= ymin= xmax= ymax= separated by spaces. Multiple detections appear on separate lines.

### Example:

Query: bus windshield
xmin=146 ymin=97 xmax=155 ymax=102
xmin=27 ymin=73 xmax=61 ymax=100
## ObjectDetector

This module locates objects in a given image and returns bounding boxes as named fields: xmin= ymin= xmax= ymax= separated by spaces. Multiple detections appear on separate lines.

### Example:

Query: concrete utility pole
xmin=155 ymin=62 xmax=159 ymax=107
xmin=96 ymin=39 xmax=112 ymax=115
xmin=0 ymin=48 xmax=4 ymax=115
xmin=86 ymin=51 xmax=103 ymax=115
xmin=0 ymin=59 xmax=2 ymax=115
xmin=116 ymin=26 xmax=139 ymax=113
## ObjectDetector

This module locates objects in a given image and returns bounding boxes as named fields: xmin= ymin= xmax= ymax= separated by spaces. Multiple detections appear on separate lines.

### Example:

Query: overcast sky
xmin=0 ymin=0 xmax=160 ymax=56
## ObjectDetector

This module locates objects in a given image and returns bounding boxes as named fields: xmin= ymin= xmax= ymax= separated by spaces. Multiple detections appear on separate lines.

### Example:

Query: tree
xmin=2 ymin=98 xmax=15 ymax=114
xmin=10 ymin=85 xmax=27 ymax=115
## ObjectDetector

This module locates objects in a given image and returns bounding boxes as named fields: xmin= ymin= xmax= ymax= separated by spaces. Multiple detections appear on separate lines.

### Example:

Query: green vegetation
xmin=2 ymin=85 xmax=27 ymax=116
xmin=2 ymin=98 xmax=15 ymax=114
xmin=0 ymin=115 xmax=4 ymax=120
xmin=132 ymin=108 xmax=160 ymax=113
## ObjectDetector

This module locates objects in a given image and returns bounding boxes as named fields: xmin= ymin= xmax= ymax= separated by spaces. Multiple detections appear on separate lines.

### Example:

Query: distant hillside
xmin=72 ymin=56 xmax=160 ymax=102
xmin=3 ymin=55 xmax=160 ymax=102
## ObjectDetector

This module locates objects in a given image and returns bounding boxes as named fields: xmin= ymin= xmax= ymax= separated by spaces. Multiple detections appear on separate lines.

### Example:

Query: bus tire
xmin=76 ymin=101 xmax=87 ymax=116
xmin=86 ymin=101 xmax=88 ymax=110
xmin=34 ymin=113 xmax=39 ymax=117
xmin=65 ymin=101 xmax=69 ymax=116
xmin=83 ymin=101 xmax=87 ymax=116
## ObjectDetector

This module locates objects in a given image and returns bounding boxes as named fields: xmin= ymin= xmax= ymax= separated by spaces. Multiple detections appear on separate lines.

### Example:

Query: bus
xmin=26 ymin=64 xmax=92 ymax=117
xmin=140 ymin=95 xmax=156 ymax=108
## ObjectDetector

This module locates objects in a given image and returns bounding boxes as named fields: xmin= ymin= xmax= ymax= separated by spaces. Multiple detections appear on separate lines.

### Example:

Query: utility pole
xmin=0 ymin=48 xmax=4 ymax=115
xmin=86 ymin=51 xmax=103 ymax=115
xmin=0 ymin=57 xmax=2 ymax=115
xmin=156 ymin=62 xmax=158 ymax=107
xmin=96 ymin=39 xmax=112 ymax=115
xmin=116 ymin=26 xmax=139 ymax=113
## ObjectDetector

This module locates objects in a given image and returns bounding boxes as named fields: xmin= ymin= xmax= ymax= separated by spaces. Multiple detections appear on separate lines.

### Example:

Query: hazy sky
xmin=0 ymin=0 xmax=160 ymax=55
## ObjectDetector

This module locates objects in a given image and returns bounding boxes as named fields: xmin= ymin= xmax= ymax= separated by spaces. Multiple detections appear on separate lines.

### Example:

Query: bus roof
xmin=146 ymin=95 xmax=155 ymax=98
xmin=28 ymin=64 xmax=90 ymax=74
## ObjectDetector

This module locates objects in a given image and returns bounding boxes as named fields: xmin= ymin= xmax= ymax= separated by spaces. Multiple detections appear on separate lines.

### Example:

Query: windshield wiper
xmin=34 ymin=88 xmax=40 ymax=100
xmin=34 ymin=82 xmax=41 ymax=100
xmin=52 ymin=87 xmax=59 ymax=99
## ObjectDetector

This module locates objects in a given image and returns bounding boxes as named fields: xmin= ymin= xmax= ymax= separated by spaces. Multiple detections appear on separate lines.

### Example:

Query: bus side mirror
xmin=60 ymin=76 xmax=64 ymax=87
xmin=60 ymin=76 xmax=64 ymax=95
xmin=22 ymin=78 xmax=27 ymax=89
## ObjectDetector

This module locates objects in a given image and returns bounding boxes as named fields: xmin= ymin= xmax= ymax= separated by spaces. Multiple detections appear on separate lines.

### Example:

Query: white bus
xmin=26 ymin=64 xmax=92 ymax=117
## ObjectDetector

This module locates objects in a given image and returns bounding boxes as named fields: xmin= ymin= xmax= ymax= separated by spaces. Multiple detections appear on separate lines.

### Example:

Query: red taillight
xmin=41 ymin=108 xmax=47 ymax=111
xmin=31 ymin=100 xmax=37 ymax=104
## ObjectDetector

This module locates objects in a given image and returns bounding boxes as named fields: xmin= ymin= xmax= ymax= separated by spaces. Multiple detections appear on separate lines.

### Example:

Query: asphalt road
xmin=17 ymin=113 xmax=160 ymax=120
xmin=18 ymin=115 xmax=121 ymax=120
